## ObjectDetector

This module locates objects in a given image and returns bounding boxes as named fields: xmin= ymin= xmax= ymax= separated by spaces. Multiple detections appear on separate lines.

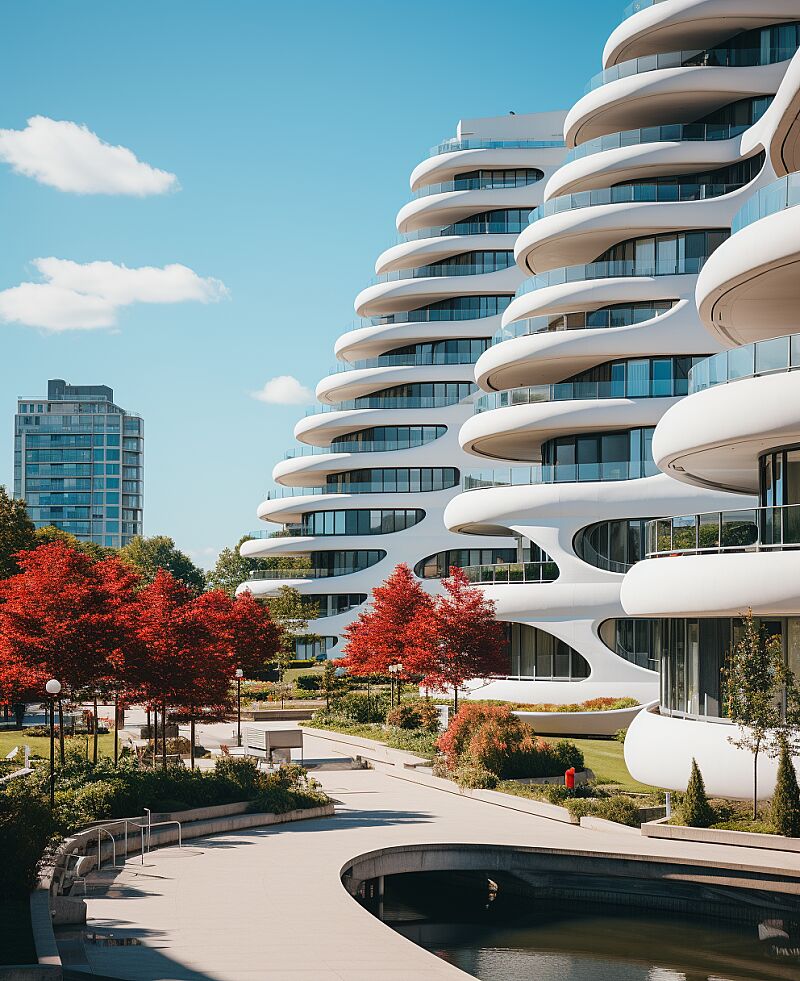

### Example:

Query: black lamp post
xmin=235 ymin=669 xmax=243 ymax=747
xmin=45 ymin=679 xmax=61 ymax=809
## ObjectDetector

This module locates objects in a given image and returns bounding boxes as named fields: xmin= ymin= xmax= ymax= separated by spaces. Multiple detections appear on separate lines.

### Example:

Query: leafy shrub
xmin=680 ymin=759 xmax=716 ymax=828
xmin=454 ymin=760 xmax=498 ymax=789
xmin=566 ymin=795 xmax=641 ymax=828
xmin=771 ymin=744 xmax=800 ymax=837
xmin=437 ymin=704 xmax=584 ymax=780
xmin=0 ymin=781 xmax=58 ymax=896
xmin=295 ymin=674 xmax=321 ymax=691
xmin=386 ymin=700 xmax=440 ymax=732
xmin=324 ymin=691 xmax=389 ymax=724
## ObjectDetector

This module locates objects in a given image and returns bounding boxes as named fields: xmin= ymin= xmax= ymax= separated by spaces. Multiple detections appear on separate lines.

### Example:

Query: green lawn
xmin=570 ymin=737 xmax=659 ymax=793
xmin=0 ymin=900 xmax=36 ymax=966
xmin=0 ymin=731 xmax=117 ymax=762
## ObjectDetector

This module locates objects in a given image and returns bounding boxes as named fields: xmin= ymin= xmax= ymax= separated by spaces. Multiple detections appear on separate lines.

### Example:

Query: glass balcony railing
xmin=646 ymin=504 xmax=800 ymax=557
xmin=492 ymin=304 xmax=674 ymax=345
xmin=414 ymin=175 xmax=542 ymax=199
xmin=333 ymin=351 xmax=482 ymax=371
xmin=305 ymin=393 xmax=473 ymax=414
xmin=566 ymin=123 xmax=749 ymax=163
xmin=284 ymin=437 xmax=443 ymax=457
xmin=475 ymin=376 xmax=687 ymax=412
xmin=689 ymin=333 xmax=800 ymax=393
xmin=366 ymin=301 xmax=511 ymax=326
xmin=588 ymin=45 xmax=798 ymax=93
xmin=517 ymin=257 xmax=709 ymax=296
xmin=462 ymin=460 xmax=659 ymax=490
xmin=621 ymin=0 xmax=667 ymax=20
xmin=430 ymin=138 xmax=565 ymax=156
xmin=530 ymin=182 xmax=746 ymax=223
xmin=460 ymin=561 xmax=560 ymax=585
xmin=401 ymin=219 xmax=527 ymax=242
xmin=732 ymin=173 xmax=800 ymax=233
xmin=245 ymin=568 xmax=351 ymax=581
xmin=374 ymin=259 xmax=514 ymax=284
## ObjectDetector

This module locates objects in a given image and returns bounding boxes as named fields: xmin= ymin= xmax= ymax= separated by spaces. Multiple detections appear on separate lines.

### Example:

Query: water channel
xmin=364 ymin=871 xmax=800 ymax=980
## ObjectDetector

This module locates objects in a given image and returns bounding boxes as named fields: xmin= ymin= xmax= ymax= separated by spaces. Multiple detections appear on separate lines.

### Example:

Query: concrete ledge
xmin=513 ymin=702 xmax=649 ymax=737
xmin=302 ymin=726 xmax=430 ymax=769
xmin=580 ymin=816 xmax=639 ymax=834
xmin=642 ymin=817 xmax=800 ymax=852
xmin=304 ymin=727 xmax=578 ymax=823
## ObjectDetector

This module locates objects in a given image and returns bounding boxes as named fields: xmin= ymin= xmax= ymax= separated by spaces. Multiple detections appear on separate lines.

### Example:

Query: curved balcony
xmin=364 ymin=297 xmax=512 ymax=327
xmin=697 ymin=178 xmax=800 ymax=343
xmin=304 ymin=390 xmax=475 ymax=413
xmin=413 ymin=171 xmax=543 ymax=199
xmin=689 ymin=332 xmax=800 ymax=393
xmin=431 ymin=137 xmax=565 ymax=157
xmin=461 ymin=459 xmax=660 ymax=490
xmin=374 ymin=255 xmax=515 ymax=284
xmin=474 ymin=371 xmax=691 ymax=414
xmin=565 ymin=122 xmax=750 ymax=164
xmin=530 ymin=181 xmax=748 ymax=225
xmin=356 ymin=267 xmax=520 ymax=318
xmin=401 ymin=214 xmax=529 ymax=242
xmin=646 ymin=503 xmax=800 ymax=557
xmin=286 ymin=427 xmax=448 ymax=457
xmin=517 ymin=255 xmax=711 ymax=296
xmin=589 ymin=43 xmax=797 ymax=93
xmin=493 ymin=303 xmax=675 ymax=345
xmin=460 ymin=560 xmax=560 ymax=585
xmin=334 ymin=349 xmax=484 ymax=372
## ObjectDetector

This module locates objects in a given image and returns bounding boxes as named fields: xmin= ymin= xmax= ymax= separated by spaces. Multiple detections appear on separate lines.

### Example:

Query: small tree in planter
xmin=723 ymin=612 xmax=800 ymax=819
xmin=681 ymin=759 xmax=715 ymax=828
xmin=771 ymin=743 xmax=800 ymax=837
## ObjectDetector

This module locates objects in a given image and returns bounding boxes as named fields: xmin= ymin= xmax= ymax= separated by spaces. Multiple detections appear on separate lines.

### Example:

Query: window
xmin=300 ymin=509 xmax=425 ymax=536
xmin=331 ymin=426 xmax=446 ymax=452
xmin=507 ymin=624 xmax=590 ymax=680
xmin=326 ymin=469 xmax=459 ymax=493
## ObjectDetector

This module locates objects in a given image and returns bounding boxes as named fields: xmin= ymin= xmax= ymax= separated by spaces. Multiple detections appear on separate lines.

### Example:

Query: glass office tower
xmin=13 ymin=379 xmax=144 ymax=548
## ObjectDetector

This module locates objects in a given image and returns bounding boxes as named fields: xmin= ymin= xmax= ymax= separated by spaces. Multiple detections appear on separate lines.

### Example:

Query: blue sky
xmin=0 ymin=0 xmax=623 ymax=567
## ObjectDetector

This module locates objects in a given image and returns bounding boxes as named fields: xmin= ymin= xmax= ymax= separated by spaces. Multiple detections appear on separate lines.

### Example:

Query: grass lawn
xmin=0 ymin=900 xmax=36 ymax=966
xmin=570 ymin=737 xmax=659 ymax=794
xmin=0 ymin=731 xmax=117 ymax=761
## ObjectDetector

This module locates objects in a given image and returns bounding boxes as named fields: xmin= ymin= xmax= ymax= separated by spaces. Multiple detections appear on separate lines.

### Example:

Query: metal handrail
xmin=96 ymin=827 xmax=118 ymax=870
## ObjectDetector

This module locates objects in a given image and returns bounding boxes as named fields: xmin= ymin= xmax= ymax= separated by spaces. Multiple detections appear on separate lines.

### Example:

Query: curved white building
xmin=444 ymin=0 xmax=789 ymax=711
xmin=238 ymin=113 xmax=567 ymax=659
xmin=618 ymin=3 xmax=800 ymax=798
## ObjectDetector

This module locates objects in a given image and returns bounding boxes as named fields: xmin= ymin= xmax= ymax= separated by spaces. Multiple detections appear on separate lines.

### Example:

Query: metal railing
xmin=517 ymin=256 xmax=712 ymax=296
xmin=492 ymin=304 xmax=674 ymax=345
xmin=460 ymin=561 xmax=559 ymax=584
xmin=646 ymin=504 xmax=800 ymax=557
xmin=374 ymin=259 xmax=514 ymax=283
xmin=474 ymin=376 xmax=688 ymax=411
xmin=566 ymin=122 xmax=749 ymax=162
xmin=430 ymin=137 xmax=565 ymax=156
xmin=462 ymin=460 xmax=659 ymax=490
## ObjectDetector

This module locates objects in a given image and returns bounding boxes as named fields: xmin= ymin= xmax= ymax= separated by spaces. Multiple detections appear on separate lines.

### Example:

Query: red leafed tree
xmin=226 ymin=589 xmax=283 ymax=676
xmin=0 ymin=542 xmax=138 ymax=700
xmin=423 ymin=566 xmax=507 ymax=712
xmin=340 ymin=564 xmax=434 ymax=678
xmin=132 ymin=569 xmax=206 ymax=768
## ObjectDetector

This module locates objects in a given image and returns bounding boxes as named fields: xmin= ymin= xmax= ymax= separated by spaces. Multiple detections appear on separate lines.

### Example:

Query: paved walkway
xmin=66 ymin=728 xmax=800 ymax=981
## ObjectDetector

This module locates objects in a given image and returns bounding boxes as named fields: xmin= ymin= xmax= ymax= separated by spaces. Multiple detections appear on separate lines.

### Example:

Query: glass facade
xmin=574 ymin=518 xmax=652 ymax=573
xmin=599 ymin=619 xmax=659 ymax=672
xmin=331 ymin=426 xmax=447 ymax=452
xmin=541 ymin=427 xmax=657 ymax=482
xmin=415 ymin=540 xmax=550 ymax=579
xmin=349 ymin=382 xmax=475 ymax=409
xmin=309 ymin=551 xmax=386 ymax=576
xmin=14 ymin=379 xmax=143 ymax=548
xmin=301 ymin=594 xmax=367 ymax=618
xmin=300 ymin=509 xmax=424 ymax=536
xmin=507 ymin=623 xmax=591 ymax=681
xmin=326 ymin=468 xmax=459 ymax=494
xmin=370 ymin=295 xmax=512 ymax=325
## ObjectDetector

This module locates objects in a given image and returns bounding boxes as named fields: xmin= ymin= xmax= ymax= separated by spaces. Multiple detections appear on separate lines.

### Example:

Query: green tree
xmin=0 ymin=486 xmax=35 ymax=578
xmin=266 ymin=586 xmax=320 ymax=678
xmin=34 ymin=525 xmax=114 ymax=561
xmin=205 ymin=535 xmax=309 ymax=598
xmin=320 ymin=659 xmax=347 ymax=711
xmin=681 ymin=759 xmax=715 ymax=828
xmin=723 ymin=612 xmax=800 ymax=818
xmin=771 ymin=743 xmax=800 ymax=837
xmin=119 ymin=535 xmax=205 ymax=592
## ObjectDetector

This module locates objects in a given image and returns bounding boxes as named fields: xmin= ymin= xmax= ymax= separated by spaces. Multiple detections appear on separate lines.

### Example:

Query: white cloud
xmin=0 ymin=116 xmax=178 ymax=195
xmin=251 ymin=376 xmax=315 ymax=406
xmin=0 ymin=258 xmax=229 ymax=332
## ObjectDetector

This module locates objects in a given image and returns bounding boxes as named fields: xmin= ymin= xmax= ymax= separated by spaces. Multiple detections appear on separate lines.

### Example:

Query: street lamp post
xmin=235 ymin=669 xmax=244 ymax=748
xmin=45 ymin=679 xmax=61 ymax=809
xmin=388 ymin=663 xmax=404 ymax=709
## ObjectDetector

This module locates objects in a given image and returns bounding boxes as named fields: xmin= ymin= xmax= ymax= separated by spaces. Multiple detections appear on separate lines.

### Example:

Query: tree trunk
xmin=190 ymin=711 xmax=195 ymax=771
xmin=753 ymin=743 xmax=760 ymax=820
xmin=113 ymin=692 xmax=119 ymax=768
xmin=13 ymin=703 xmax=25 ymax=727
xmin=453 ymin=684 xmax=459 ymax=715
xmin=92 ymin=696 xmax=99 ymax=764
xmin=161 ymin=701 xmax=168 ymax=770
xmin=57 ymin=699 xmax=65 ymax=765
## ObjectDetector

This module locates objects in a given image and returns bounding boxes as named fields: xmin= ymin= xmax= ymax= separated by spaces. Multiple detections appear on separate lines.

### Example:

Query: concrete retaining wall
xmin=642 ymin=817 xmax=800 ymax=852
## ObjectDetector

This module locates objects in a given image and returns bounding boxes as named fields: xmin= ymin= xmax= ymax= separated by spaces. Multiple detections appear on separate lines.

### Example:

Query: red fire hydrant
xmin=565 ymin=767 xmax=576 ymax=790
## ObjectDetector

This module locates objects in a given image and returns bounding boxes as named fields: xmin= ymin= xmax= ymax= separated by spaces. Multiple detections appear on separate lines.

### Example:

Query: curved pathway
xmin=69 ymin=730 xmax=800 ymax=981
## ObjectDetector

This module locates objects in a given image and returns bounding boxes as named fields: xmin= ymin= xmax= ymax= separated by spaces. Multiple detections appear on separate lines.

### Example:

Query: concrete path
xmin=67 ymin=728 xmax=800 ymax=981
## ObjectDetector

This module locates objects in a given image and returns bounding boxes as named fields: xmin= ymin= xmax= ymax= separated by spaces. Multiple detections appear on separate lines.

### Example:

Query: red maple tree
xmin=340 ymin=564 xmax=434 ymax=679
xmin=422 ymin=566 xmax=507 ymax=712
xmin=225 ymin=589 xmax=283 ymax=676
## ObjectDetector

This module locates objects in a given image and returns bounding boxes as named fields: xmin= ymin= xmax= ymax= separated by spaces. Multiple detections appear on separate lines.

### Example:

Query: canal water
xmin=367 ymin=871 xmax=800 ymax=980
